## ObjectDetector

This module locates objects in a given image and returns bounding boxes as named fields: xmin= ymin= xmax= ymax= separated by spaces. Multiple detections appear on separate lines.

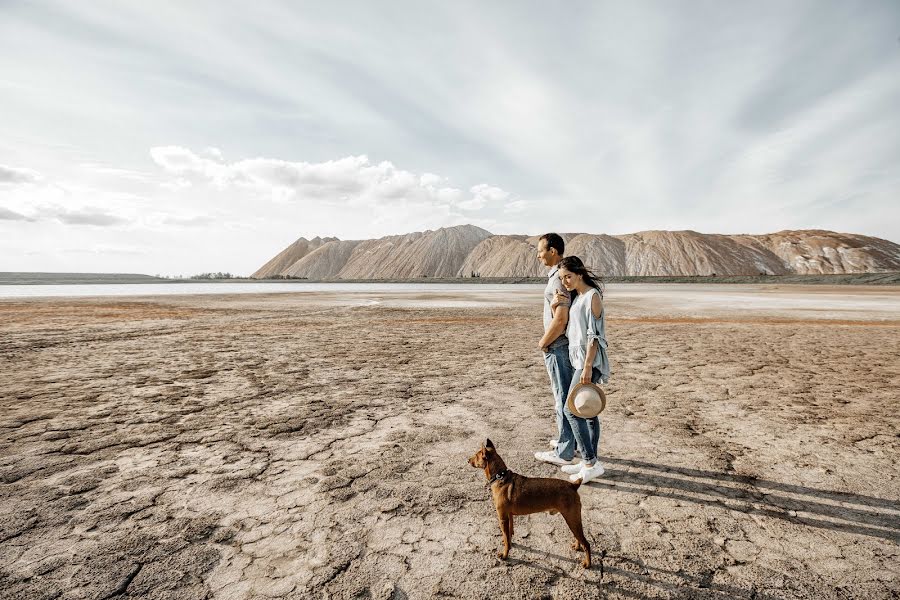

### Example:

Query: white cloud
xmin=0 ymin=207 xmax=32 ymax=221
xmin=65 ymin=244 xmax=147 ymax=256
xmin=0 ymin=164 xmax=41 ymax=185
xmin=504 ymin=199 xmax=530 ymax=214
xmin=149 ymin=146 xmax=514 ymax=216
xmin=54 ymin=208 xmax=127 ymax=226
xmin=457 ymin=184 xmax=510 ymax=211
xmin=159 ymin=214 xmax=215 ymax=227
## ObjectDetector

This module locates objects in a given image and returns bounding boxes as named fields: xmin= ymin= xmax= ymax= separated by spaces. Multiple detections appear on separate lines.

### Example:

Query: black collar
xmin=488 ymin=469 xmax=510 ymax=485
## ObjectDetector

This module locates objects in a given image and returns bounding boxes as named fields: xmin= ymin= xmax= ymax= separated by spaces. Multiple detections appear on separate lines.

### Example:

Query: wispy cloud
xmin=53 ymin=207 xmax=127 ymax=226
xmin=0 ymin=206 xmax=32 ymax=221
xmin=0 ymin=164 xmax=41 ymax=185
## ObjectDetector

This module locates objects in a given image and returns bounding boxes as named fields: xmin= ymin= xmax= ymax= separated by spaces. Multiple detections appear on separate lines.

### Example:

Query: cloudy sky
xmin=1 ymin=1 xmax=898 ymax=275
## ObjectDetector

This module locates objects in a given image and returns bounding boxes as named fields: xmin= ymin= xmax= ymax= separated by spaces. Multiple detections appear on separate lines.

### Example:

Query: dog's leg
xmin=507 ymin=515 xmax=514 ymax=539
xmin=561 ymin=507 xmax=591 ymax=568
xmin=497 ymin=511 xmax=511 ymax=560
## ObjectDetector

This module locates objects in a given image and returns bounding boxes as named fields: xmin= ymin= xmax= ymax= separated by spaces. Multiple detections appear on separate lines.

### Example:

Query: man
xmin=534 ymin=233 xmax=578 ymax=466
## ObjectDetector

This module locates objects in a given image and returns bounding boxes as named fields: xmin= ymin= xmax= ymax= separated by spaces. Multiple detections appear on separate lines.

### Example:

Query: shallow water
xmin=0 ymin=282 xmax=542 ymax=298
xmin=2 ymin=282 xmax=898 ymax=320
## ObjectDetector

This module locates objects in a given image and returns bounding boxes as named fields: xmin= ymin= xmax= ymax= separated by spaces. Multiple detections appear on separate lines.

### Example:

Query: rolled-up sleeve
xmin=587 ymin=324 xmax=607 ymax=349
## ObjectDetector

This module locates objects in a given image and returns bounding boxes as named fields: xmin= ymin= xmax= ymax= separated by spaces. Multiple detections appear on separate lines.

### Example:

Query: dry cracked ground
xmin=0 ymin=289 xmax=898 ymax=599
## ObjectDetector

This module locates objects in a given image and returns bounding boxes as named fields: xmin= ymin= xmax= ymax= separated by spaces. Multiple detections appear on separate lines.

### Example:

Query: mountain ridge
xmin=252 ymin=225 xmax=900 ymax=278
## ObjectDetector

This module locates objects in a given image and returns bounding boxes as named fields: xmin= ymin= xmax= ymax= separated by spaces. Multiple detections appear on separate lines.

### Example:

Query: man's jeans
xmin=543 ymin=337 xmax=576 ymax=461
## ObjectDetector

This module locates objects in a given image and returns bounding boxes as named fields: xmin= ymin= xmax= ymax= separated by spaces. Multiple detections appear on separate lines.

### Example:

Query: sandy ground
xmin=1 ymin=285 xmax=898 ymax=599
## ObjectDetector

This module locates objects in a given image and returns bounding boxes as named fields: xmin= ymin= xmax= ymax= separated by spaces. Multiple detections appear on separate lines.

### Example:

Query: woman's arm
xmin=550 ymin=289 xmax=566 ymax=314
xmin=581 ymin=339 xmax=598 ymax=383
xmin=591 ymin=291 xmax=603 ymax=318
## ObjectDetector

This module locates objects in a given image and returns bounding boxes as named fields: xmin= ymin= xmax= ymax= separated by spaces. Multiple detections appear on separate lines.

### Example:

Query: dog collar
xmin=488 ymin=470 xmax=509 ymax=485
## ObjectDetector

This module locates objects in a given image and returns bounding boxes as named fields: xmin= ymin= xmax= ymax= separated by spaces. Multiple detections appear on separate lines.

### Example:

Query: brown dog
xmin=468 ymin=438 xmax=591 ymax=568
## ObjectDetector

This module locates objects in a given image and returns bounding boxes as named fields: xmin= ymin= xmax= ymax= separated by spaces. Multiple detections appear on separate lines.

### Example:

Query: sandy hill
xmin=284 ymin=240 xmax=363 ymax=279
xmin=253 ymin=227 xmax=900 ymax=278
xmin=251 ymin=236 xmax=337 ymax=279
xmin=457 ymin=235 xmax=541 ymax=277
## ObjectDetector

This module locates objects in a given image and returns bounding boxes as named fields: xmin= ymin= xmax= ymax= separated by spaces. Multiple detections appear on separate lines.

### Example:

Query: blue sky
xmin=1 ymin=1 xmax=898 ymax=275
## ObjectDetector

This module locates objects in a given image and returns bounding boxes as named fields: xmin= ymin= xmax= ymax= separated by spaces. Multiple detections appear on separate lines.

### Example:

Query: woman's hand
xmin=580 ymin=367 xmax=592 ymax=384
xmin=550 ymin=289 xmax=566 ymax=312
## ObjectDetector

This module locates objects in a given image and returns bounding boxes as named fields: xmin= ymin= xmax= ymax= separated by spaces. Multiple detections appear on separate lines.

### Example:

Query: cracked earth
xmin=0 ymin=287 xmax=898 ymax=599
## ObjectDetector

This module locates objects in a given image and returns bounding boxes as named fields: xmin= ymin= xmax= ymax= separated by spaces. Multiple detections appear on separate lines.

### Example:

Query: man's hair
xmin=539 ymin=233 xmax=565 ymax=256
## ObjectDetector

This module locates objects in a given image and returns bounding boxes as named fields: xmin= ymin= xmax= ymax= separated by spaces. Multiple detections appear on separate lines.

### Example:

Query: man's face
xmin=537 ymin=239 xmax=557 ymax=267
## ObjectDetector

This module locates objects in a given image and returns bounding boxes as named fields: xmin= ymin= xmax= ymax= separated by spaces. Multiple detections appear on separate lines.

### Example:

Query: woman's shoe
xmin=569 ymin=462 xmax=605 ymax=483
xmin=561 ymin=461 xmax=584 ymax=475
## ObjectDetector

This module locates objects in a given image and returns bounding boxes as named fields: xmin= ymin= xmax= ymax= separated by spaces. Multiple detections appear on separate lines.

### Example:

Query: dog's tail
xmin=571 ymin=478 xmax=583 ymax=489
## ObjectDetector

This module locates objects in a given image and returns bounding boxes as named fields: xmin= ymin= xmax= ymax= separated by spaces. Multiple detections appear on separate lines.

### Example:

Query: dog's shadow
xmin=503 ymin=542 xmax=605 ymax=578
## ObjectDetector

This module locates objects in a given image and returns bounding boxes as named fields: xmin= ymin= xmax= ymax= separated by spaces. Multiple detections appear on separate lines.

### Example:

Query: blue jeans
xmin=543 ymin=338 xmax=576 ymax=461
xmin=564 ymin=367 xmax=603 ymax=464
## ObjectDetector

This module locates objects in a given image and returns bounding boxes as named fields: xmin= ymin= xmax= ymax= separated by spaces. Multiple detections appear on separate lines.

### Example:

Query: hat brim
xmin=565 ymin=382 xmax=607 ymax=418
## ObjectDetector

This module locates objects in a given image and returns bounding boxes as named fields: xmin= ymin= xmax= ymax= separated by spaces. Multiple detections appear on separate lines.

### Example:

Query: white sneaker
xmin=561 ymin=461 xmax=584 ymax=475
xmin=549 ymin=439 xmax=582 ymax=458
xmin=534 ymin=450 xmax=574 ymax=466
xmin=569 ymin=462 xmax=605 ymax=483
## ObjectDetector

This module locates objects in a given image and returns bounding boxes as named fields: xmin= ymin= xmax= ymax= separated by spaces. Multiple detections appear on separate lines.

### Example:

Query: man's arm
xmin=538 ymin=305 xmax=569 ymax=350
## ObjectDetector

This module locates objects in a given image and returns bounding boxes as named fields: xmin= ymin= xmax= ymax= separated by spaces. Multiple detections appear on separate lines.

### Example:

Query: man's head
xmin=537 ymin=233 xmax=565 ymax=267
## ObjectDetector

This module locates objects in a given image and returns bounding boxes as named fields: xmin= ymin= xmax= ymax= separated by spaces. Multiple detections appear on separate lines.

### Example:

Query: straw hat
xmin=566 ymin=382 xmax=606 ymax=418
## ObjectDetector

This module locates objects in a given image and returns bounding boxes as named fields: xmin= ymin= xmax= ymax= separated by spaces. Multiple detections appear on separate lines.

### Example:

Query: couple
xmin=535 ymin=233 xmax=609 ymax=484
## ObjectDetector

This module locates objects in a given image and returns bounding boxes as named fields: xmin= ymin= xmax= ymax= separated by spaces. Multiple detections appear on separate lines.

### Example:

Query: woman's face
xmin=558 ymin=267 xmax=581 ymax=291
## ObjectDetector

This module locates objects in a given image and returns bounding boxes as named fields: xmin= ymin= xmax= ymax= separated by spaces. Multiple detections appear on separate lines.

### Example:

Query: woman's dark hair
xmin=558 ymin=256 xmax=604 ymax=298
xmin=539 ymin=232 xmax=565 ymax=256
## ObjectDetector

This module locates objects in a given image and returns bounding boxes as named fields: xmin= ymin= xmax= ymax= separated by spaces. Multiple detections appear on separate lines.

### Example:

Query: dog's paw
xmin=497 ymin=551 xmax=508 ymax=560
xmin=582 ymin=557 xmax=591 ymax=569
xmin=571 ymin=540 xmax=582 ymax=551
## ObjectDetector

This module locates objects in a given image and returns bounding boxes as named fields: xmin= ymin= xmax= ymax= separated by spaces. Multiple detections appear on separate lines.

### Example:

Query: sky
xmin=1 ymin=1 xmax=899 ymax=276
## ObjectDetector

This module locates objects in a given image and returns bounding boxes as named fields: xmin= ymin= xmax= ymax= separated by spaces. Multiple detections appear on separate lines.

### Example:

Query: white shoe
xmin=534 ymin=450 xmax=574 ymax=466
xmin=561 ymin=461 xmax=584 ymax=475
xmin=569 ymin=462 xmax=605 ymax=483
xmin=550 ymin=439 xmax=582 ymax=457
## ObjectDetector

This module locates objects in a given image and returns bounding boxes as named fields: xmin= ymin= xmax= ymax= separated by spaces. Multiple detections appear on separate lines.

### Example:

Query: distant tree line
xmin=189 ymin=272 xmax=235 ymax=280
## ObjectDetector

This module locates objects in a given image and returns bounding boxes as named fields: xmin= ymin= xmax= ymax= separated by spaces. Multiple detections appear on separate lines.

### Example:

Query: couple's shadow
xmin=584 ymin=456 xmax=899 ymax=542
xmin=506 ymin=543 xmax=781 ymax=599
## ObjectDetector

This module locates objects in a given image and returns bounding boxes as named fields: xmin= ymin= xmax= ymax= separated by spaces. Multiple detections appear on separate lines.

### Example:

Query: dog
xmin=468 ymin=438 xmax=591 ymax=568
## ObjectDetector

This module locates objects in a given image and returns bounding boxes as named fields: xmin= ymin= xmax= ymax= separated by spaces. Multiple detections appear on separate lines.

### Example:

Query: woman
xmin=552 ymin=255 xmax=609 ymax=483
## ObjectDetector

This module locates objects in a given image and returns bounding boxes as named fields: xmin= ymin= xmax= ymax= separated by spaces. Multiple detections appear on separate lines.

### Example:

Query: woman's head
xmin=558 ymin=256 xmax=603 ymax=294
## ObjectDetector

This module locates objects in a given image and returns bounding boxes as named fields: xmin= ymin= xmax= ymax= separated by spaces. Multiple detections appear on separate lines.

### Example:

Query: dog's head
xmin=468 ymin=438 xmax=496 ymax=469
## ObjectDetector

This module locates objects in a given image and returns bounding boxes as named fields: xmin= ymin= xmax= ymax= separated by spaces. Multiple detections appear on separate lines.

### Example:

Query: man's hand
xmin=580 ymin=367 xmax=592 ymax=384
xmin=538 ymin=341 xmax=549 ymax=353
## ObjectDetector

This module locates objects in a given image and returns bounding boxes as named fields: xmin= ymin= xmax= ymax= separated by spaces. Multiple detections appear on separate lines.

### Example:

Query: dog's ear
xmin=485 ymin=438 xmax=495 ymax=450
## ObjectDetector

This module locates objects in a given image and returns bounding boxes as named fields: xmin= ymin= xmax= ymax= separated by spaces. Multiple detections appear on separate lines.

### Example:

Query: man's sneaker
xmin=549 ymin=439 xmax=582 ymax=458
xmin=534 ymin=450 xmax=574 ymax=466
xmin=569 ymin=462 xmax=605 ymax=483
xmin=561 ymin=461 xmax=584 ymax=475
